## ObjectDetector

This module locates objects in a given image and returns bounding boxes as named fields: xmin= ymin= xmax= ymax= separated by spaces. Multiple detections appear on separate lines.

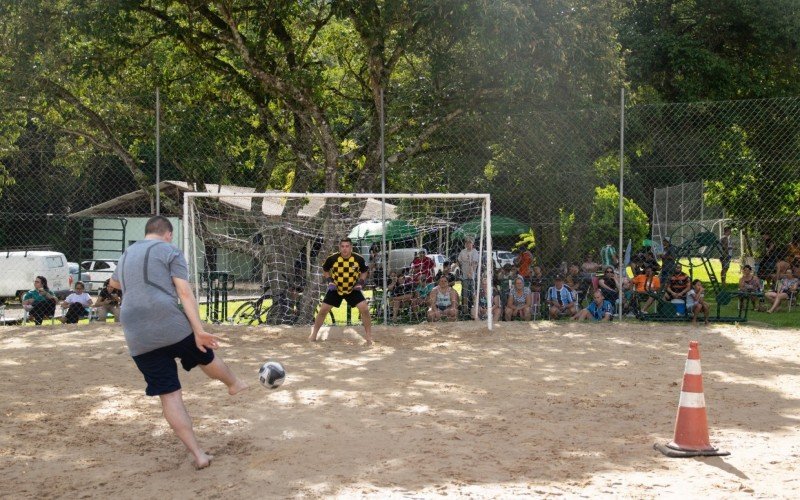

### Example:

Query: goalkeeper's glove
xmin=353 ymin=279 xmax=365 ymax=291
xmin=327 ymin=278 xmax=336 ymax=292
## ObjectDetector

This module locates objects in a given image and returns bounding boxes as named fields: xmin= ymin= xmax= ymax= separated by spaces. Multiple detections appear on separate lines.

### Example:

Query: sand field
xmin=1 ymin=320 xmax=799 ymax=498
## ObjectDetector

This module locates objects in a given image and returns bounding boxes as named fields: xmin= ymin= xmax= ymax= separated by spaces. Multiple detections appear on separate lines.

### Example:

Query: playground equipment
xmin=640 ymin=224 xmax=755 ymax=322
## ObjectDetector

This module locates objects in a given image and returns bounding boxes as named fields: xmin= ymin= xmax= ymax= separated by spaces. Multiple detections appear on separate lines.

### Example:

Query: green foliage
xmin=587 ymin=184 xmax=649 ymax=249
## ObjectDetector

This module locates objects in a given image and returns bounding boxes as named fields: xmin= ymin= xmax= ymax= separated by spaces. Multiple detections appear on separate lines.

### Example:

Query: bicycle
xmin=230 ymin=282 xmax=335 ymax=326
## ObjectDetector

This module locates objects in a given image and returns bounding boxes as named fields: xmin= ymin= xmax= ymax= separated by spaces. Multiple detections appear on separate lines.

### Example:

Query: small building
xmin=70 ymin=181 xmax=397 ymax=280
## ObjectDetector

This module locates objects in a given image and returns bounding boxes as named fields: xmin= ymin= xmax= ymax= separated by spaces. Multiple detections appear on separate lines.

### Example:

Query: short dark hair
xmin=145 ymin=215 xmax=173 ymax=235
xmin=75 ymin=281 xmax=85 ymax=289
xmin=339 ymin=237 xmax=353 ymax=244
xmin=743 ymin=264 xmax=753 ymax=271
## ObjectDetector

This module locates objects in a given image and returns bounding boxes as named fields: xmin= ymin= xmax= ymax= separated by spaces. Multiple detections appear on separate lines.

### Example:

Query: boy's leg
xmin=200 ymin=356 xmax=248 ymax=395
xmin=159 ymin=390 xmax=212 ymax=469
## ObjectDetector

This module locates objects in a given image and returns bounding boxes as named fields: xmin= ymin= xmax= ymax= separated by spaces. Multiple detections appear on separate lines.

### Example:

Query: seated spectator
xmin=434 ymin=261 xmax=457 ymax=285
xmin=475 ymin=277 xmax=502 ymax=321
xmin=61 ymin=281 xmax=93 ymax=324
xmin=564 ymin=263 xmax=583 ymax=297
xmin=427 ymin=275 xmax=459 ymax=322
xmin=631 ymin=266 xmax=660 ymax=314
xmin=531 ymin=265 xmax=545 ymax=284
xmin=573 ymin=290 xmax=614 ymax=322
xmin=580 ymin=252 xmax=601 ymax=276
xmin=94 ymin=279 xmax=123 ymax=322
xmin=642 ymin=250 xmax=660 ymax=274
xmin=547 ymin=275 xmax=577 ymax=319
xmin=738 ymin=264 xmax=761 ymax=310
xmin=22 ymin=276 xmax=58 ymax=325
xmin=505 ymin=276 xmax=532 ymax=321
xmin=390 ymin=273 xmax=415 ymax=322
xmin=665 ymin=263 xmax=691 ymax=302
xmin=765 ymin=269 xmax=799 ymax=313
xmin=630 ymin=251 xmax=647 ymax=276
xmin=412 ymin=274 xmax=435 ymax=317
xmin=597 ymin=266 xmax=620 ymax=303
xmin=686 ymin=279 xmax=710 ymax=325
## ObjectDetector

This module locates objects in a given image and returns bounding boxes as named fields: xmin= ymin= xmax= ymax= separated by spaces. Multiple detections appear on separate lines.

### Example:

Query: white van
xmin=0 ymin=250 xmax=71 ymax=300
xmin=386 ymin=248 xmax=427 ymax=274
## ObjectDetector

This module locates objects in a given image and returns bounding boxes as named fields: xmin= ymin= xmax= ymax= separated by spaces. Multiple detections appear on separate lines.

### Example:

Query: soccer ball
xmin=258 ymin=361 xmax=286 ymax=389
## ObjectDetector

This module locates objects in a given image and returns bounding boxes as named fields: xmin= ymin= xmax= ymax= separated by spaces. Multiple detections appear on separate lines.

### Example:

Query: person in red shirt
xmin=516 ymin=248 xmax=533 ymax=283
xmin=411 ymin=249 xmax=435 ymax=283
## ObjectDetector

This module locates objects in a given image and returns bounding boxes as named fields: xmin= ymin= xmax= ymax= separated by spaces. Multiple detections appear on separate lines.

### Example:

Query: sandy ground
xmin=1 ymin=319 xmax=799 ymax=499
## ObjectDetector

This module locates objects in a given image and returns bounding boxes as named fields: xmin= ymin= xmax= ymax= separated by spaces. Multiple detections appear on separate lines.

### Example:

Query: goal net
xmin=183 ymin=192 xmax=494 ymax=329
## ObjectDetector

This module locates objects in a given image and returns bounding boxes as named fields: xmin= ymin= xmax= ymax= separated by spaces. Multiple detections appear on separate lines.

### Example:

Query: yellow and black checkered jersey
xmin=322 ymin=252 xmax=368 ymax=295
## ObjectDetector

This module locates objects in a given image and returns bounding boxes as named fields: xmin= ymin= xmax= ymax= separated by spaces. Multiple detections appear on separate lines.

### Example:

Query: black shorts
xmin=322 ymin=289 xmax=366 ymax=308
xmin=132 ymin=333 xmax=215 ymax=396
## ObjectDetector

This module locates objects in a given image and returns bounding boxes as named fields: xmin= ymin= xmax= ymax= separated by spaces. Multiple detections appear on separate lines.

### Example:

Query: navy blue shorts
xmin=322 ymin=289 xmax=366 ymax=308
xmin=132 ymin=333 xmax=215 ymax=396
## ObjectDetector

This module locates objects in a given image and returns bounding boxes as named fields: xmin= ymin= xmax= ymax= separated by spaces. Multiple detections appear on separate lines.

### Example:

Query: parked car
xmin=80 ymin=259 xmax=118 ymax=288
xmin=1 ymin=250 xmax=71 ymax=300
xmin=68 ymin=262 xmax=93 ymax=292
xmin=493 ymin=250 xmax=516 ymax=269
xmin=426 ymin=253 xmax=461 ymax=279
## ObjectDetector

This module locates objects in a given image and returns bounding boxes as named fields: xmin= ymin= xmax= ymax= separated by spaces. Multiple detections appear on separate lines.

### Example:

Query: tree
xmin=586 ymin=184 xmax=650 ymax=254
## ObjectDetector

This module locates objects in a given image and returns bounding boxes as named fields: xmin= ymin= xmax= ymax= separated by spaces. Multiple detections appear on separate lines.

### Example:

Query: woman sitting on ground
xmin=765 ymin=269 xmax=799 ymax=313
xmin=61 ymin=281 xmax=94 ymax=324
xmin=22 ymin=276 xmax=58 ymax=325
xmin=427 ymin=275 xmax=459 ymax=322
xmin=94 ymin=278 xmax=123 ymax=322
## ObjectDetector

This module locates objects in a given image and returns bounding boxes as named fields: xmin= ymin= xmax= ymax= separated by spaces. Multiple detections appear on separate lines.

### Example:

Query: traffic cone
xmin=654 ymin=340 xmax=730 ymax=457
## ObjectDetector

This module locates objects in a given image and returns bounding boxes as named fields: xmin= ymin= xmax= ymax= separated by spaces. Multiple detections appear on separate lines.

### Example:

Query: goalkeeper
xmin=309 ymin=237 xmax=373 ymax=345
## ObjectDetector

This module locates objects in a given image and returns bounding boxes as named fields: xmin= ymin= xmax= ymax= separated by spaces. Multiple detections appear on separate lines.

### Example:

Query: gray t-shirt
xmin=112 ymin=240 xmax=192 ymax=356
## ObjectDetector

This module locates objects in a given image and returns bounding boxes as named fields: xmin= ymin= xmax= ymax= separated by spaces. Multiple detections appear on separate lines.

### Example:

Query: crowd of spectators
xmin=374 ymin=228 xmax=800 ymax=324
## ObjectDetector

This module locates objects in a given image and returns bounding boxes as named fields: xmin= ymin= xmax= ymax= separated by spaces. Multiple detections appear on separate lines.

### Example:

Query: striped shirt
xmin=547 ymin=285 xmax=574 ymax=306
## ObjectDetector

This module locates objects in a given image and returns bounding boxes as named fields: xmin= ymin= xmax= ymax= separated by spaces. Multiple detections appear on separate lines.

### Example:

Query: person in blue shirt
xmin=573 ymin=290 xmax=614 ymax=322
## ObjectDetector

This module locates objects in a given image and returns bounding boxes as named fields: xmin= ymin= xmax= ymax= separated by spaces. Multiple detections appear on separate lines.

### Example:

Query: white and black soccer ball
xmin=258 ymin=361 xmax=286 ymax=389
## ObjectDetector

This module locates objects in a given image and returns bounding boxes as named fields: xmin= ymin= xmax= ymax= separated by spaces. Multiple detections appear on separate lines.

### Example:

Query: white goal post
xmin=183 ymin=192 xmax=494 ymax=330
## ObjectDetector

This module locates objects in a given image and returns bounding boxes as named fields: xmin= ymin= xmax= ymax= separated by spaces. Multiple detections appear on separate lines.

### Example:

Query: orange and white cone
xmin=654 ymin=340 xmax=729 ymax=457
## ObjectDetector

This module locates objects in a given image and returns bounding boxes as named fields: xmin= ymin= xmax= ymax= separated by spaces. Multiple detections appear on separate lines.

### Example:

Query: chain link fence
xmin=2 ymin=91 xmax=800 ymax=322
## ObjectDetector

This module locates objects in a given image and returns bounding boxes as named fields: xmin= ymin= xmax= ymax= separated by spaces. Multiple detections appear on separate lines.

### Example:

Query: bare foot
xmin=365 ymin=337 xmax=374 ymax=346
xmin=308 ymin=332 xmax=318 ymax=342
xmin=228 ymin=379 xmax=249 ymax=396
xmin=193 ymin=452 xmax=213 ymax=470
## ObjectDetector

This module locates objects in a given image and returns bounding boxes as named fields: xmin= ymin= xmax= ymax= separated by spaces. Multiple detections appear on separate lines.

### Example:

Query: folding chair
xmin=530 ymin=291 xmax=541 ymax=320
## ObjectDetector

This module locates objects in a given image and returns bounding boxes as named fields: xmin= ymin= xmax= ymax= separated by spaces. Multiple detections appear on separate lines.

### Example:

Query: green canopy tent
xmin=348 ymin=219 xmax=418 ymax=243
xmin=453 ymin=216 xmax=529 ymax=239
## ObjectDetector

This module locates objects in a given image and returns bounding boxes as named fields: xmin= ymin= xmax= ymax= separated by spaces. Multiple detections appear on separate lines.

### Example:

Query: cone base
xmin=654 ymin=442 xmax=730 ymax=458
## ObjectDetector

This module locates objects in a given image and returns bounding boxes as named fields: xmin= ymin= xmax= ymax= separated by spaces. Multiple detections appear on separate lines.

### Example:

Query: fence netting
xmin=2 ymin=91 xmax=799 ymax=322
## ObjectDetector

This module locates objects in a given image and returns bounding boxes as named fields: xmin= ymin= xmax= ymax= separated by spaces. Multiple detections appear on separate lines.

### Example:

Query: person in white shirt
xmin=457 ymin=238 xmax=480 ymax=317
xmin=61 ymin=281 xmax=93 ymax=324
